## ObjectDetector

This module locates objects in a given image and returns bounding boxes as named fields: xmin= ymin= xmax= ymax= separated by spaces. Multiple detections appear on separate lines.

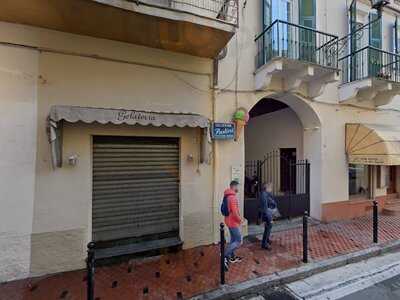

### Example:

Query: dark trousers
xmin=261 ymin=219 xmax=272 ymax=248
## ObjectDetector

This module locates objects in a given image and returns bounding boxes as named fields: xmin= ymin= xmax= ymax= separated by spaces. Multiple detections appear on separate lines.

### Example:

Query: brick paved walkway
xmin=2 ymin=215 xmax=400 ymax=300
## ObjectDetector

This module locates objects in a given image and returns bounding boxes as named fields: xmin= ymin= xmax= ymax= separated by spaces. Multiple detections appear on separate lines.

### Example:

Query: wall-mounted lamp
xmin=67 ymin=154 xmax=79 ymax=166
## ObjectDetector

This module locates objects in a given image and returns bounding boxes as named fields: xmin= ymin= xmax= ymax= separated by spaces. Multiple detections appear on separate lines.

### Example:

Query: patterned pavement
xmin=1 ymin=215 xmax=400 ymax=300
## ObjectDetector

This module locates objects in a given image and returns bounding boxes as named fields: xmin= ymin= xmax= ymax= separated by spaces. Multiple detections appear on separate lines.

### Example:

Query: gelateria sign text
xmin=117 ymin=110 xmax=157 ymax=122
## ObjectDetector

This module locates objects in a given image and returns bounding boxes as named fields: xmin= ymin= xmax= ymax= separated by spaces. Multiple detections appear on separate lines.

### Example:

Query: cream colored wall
xmin=245 ymin=108 xmax=304 ymax=161
xmin=31 ymin=123 xmax=213 ymax=276
xmin=0 ymin=44 xmax=38 ymax=282
xmin=0 ymin=20 xmax=218 ymax=279
xmin=215 ymin=0 xmax=400 ymax=221
xmin=3 ymin=0 xmax=400 ymax=282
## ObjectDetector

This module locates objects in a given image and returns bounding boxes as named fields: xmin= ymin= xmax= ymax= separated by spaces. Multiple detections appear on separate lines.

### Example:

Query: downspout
xmin=211 ymin=47 xmax=228 ymax=243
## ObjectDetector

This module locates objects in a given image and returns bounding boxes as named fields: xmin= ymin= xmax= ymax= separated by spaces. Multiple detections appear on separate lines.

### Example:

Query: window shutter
xmin=349 ymin=0 xmax=357 ymax=53
xmin=299 ymin=0 xmax=316 ymax=29
xmin=369 ymin=12 xmax=382 ymax=48
xmin=263 ymin=0 xmax=272 ymax=28
xmin=395 ymin=17 xmax=400 ymax=53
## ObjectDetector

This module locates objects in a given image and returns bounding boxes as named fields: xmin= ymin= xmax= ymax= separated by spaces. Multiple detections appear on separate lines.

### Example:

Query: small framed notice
xmin=231 ymin=165 xmax=242 ymax=184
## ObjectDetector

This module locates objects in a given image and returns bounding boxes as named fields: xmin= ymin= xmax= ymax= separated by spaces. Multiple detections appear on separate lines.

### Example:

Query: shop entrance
xmin=244 ymin=98 xmax=310 ymax=224
xmin=92 ymin=135 xmax=181 ymax=257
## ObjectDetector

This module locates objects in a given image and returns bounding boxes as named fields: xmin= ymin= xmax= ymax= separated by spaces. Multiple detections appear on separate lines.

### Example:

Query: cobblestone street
xmin=2 ymin=215 xmax=400 ymax=300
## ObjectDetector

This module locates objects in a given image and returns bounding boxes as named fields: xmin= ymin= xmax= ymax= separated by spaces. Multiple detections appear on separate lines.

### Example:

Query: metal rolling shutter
xmin=92 ymin=136 xmax=180 ymax=242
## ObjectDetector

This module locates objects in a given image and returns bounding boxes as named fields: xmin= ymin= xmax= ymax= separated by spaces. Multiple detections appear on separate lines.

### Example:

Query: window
xmin=263 ymin=0 xmax=293 ymax=28
xmin=349 ymin=164 xmax=370 ymax=198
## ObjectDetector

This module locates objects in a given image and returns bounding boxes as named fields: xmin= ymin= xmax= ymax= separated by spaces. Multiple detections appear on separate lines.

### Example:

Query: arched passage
xmin=243 ymin=93 xmax=322 ymax=224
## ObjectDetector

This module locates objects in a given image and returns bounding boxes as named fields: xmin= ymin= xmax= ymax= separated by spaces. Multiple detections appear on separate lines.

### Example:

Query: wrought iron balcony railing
xmin=339 ymin=46 xmax=400 ymax=84
xmin=255 ymin=20 xmax=339 ymax=69
xmin=132 ymin=0 xmax=239 ymax=25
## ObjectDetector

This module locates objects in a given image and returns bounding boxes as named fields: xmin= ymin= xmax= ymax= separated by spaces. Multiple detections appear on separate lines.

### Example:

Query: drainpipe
xmin=211 ymin=47 xmax=228 ymax=243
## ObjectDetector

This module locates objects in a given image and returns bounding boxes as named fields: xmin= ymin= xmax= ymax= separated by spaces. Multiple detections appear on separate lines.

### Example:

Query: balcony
xmin=339 ymin=46 xmax=400 ymax=106
xmin=254 ymin=20 xmax=339 ymax=99
xmin=0 ymin=0 xmax=238 ymax=58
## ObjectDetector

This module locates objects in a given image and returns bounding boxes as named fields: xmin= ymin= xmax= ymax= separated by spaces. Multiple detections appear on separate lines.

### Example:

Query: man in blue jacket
xmin=260 ymin=182 xmax=277 ymax=250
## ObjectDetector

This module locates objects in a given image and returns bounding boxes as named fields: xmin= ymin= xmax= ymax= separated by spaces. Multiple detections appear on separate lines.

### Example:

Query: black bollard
xmin=373 ymin=201 xmax=378 ymax=244
xmin=303 ymin=211 xmax=308 ymax=263
xmin=87 ymin=241 xmax=96 ymax=300
xmin=220 ymin=223 xmax=226 ymax=285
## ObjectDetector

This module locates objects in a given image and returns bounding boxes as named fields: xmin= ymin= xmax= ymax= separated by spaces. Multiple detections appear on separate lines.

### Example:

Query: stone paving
xmin=1 ymin=215 xmax=400 ymax=300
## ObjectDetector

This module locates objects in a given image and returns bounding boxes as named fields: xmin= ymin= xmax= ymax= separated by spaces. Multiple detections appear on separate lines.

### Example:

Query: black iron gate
xmin=245 ymin=150 xmax=310 ymax=222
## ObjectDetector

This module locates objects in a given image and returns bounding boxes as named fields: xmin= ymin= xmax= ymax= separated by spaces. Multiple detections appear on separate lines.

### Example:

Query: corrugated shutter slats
xmin=92 ymin=136 xmax=179 ymax=242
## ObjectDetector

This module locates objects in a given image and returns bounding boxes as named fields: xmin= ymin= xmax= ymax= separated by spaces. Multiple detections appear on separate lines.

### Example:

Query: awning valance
xmin=346 ymin=123 xmax=400 ymax=165
xmin=48 ymin=105 xmax=211 ymax=168
xmin=49 ymin=105 xmax=209 ymax=128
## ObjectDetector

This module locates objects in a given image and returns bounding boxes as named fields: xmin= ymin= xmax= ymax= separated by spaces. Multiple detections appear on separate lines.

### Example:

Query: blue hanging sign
xmin=212 ymin=122 xmax=235 ymax=140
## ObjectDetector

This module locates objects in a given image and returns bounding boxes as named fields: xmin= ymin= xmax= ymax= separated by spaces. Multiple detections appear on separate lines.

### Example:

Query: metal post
xmin=87 ymin=241 xmax=96 ymax=300
xmin=303 ymin=211 xmax=308 ymax=263
xmin=220 ymin=223 xmax=226 ymax=285
xmin=373 ymin=201 xmax=378 ymax=244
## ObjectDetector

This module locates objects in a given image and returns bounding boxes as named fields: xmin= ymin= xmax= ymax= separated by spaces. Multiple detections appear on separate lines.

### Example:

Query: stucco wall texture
xmin=2 ymin=0 xmax=400 ymax=282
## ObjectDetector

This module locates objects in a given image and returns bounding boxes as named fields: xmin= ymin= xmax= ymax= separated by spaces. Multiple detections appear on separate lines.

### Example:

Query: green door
xmin=369 ymin=12 xmax=382 ymax=78
xmin=299 ymin=0 xmax=316 ymax=62
xmin=349 ymin=0 xmax=357 ymax=81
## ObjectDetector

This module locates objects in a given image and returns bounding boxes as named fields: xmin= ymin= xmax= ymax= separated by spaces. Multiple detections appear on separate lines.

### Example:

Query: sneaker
xmin=229 ymin=256 xmax=243 ymax=263
xmin=262 ymin=245 xmax=272 ymax=251
xmin=224 ymin=258 xmax=230 ymax=271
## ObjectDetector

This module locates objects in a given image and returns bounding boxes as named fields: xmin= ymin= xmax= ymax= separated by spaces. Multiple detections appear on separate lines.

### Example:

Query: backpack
xmin=220 ymin=195 xmax=230 ymax=217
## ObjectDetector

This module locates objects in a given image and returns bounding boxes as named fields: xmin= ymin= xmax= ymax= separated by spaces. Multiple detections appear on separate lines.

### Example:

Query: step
xmin=386 ymin=193 xmax=399 ymax=200
xmin=385 ymin=198 xmax=400 ymax=205
xmin=95 ymin=237 xmax=182 ymax=260
xmin=382 ymin=205 xmax=400 ymax=216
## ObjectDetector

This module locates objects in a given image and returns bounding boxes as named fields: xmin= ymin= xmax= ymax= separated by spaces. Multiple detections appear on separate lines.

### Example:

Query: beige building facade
xmin=1 ymin=0 xmax=400 ymax=283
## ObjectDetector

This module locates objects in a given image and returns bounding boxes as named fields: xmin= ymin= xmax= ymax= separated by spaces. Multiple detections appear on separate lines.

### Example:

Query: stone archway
xmin=244 ymin=92 xmax=323 ymax=220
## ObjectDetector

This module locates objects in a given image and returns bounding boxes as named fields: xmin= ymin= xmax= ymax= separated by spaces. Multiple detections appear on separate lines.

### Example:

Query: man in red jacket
xmin=224 ymin=180 xmax=243 ymax=266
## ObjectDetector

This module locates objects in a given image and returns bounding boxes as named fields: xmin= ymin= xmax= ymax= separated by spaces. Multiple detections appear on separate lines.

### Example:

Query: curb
xmin=190 ymin=239 xmax=400 ymax=300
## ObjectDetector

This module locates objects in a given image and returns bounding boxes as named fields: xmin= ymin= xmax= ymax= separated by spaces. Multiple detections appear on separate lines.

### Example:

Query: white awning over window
xmin=346 ymin=123 xmax=400 ymax=165
xmin=48 ymin=105 xmax=211 ymax=168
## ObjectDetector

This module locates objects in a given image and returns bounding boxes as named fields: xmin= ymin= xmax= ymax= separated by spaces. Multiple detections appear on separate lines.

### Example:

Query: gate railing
xmin=339 ymin=46 xmax=400 ymax=84
xmin=255 ymin=19 xmax=338 ymax=69
xmin=245 ymin=151 xmax=310 ymax=219
xmin=132 ymin=0 xmax=239 ymax=26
